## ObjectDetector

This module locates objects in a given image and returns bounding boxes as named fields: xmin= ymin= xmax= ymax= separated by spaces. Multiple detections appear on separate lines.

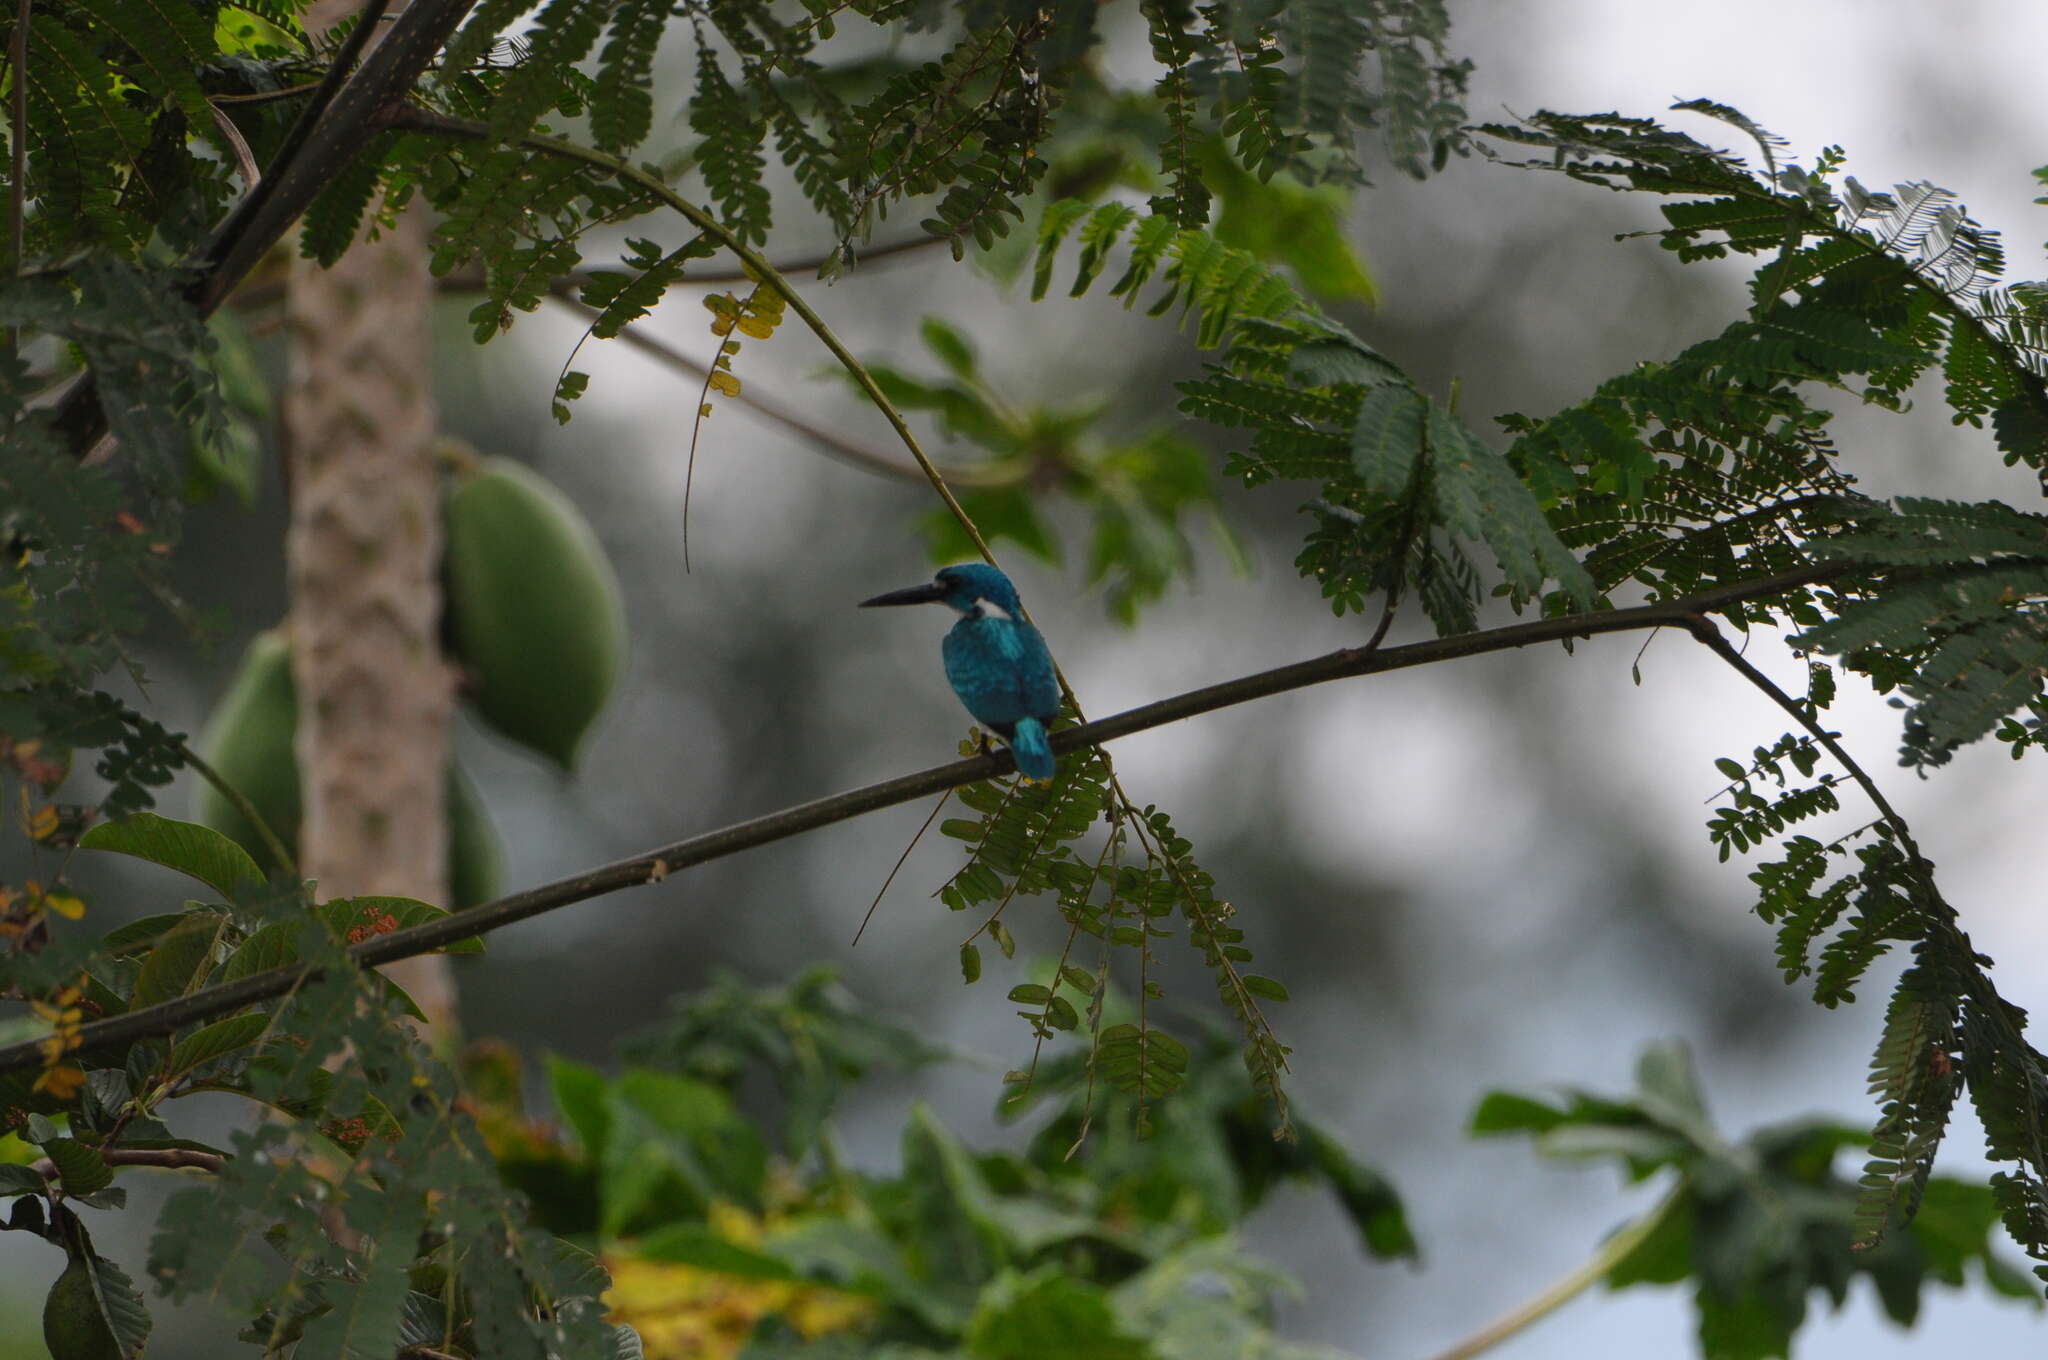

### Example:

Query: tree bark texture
xmin=284 ymin=0 xmax=456 ymax=1031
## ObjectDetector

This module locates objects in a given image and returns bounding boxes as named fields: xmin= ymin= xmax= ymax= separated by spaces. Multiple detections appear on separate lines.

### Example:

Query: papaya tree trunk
xmin=283 ymin=0 xmax=456 ymax=1032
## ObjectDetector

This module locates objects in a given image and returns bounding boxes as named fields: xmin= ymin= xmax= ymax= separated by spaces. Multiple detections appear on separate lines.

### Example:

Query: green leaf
xmin=220 ymin=919 xmax=302 ymax=983
xmin=79 ymin=813 xmax=264 ymax=901
xmin=1603 ymin=1191 xmax=1692 ymax=1287
xmin=1469 ymin=1091 xmax=1568 ymax=1135
xmin=73 ymin=1252 xmax=152 ymax=1360
xmin=601 ymin=1070 xmax=765 ymax=1236
xmin=99 ymin=911 xmax=196 ymax=956
xmin=1240 ymin=975 xmax=1289 ymax=1001
xmin=130 ymin=912 xmax=228 ymax=1009
xmin=1715 ymin=758 xmax=1748 ymax=780
xmin=316 ymin=896 xmax=485 ymax=954
xmin=1349 ymin=384 xmax=1427 ymax=494
xmin=0 ymin=1163 xmax=46 ymax=1196
xmin=921 ymin=317 xmax=979 ymax=380
xmin=634 ymin=1224 xmax=797 ymax=1280
xmin=1303 ymin=1125 xmax=1417 ymax=1261
xmin=43 ymin=1139 xmax=113 ymax=1195
xmin=965 ymin=1268 xmax=1150 ymax=1360
xmin=960 ymin=943 xmax=982 ymax=984
xmin=546 ymin=1053 xmax=612 ymax=1160
xmin=164 ymin=1013 xmax=270 ymax=1083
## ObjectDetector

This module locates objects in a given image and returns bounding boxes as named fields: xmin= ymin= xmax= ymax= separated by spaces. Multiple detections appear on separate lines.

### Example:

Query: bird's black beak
xmin=860 ymin=582 xmax=947 ymax=608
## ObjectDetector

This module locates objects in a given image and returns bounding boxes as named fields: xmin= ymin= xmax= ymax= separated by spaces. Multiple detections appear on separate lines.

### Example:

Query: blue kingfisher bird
xmin=861 ymin=563 xmax=1061 ymax=780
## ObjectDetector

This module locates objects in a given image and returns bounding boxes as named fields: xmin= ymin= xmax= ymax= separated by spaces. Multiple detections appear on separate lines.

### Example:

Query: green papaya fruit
xmin=43 ymin=1256 xmax=122 ymax=1360
xmin=195 ymin=630 xmax=505 ymax=908
xmin=447 ymin=762 xmax=504 ymax=912
xmin=442 ymin=457 xmax=626 ymax=767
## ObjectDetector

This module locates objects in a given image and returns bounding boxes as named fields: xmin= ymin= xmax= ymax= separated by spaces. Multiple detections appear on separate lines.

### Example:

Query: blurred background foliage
xmin=4 ymin=0 xmax=2048 ymax=1356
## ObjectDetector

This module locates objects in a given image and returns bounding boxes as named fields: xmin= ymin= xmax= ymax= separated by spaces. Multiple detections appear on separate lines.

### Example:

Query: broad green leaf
xmin=164 ymin=1014 xmax=271 ymax=1083
xmin=130 ymin=912 xmax=228 ymax=1009
xmin=79 ymin=813 xmax=264 ymax=901
xmin=77 ymin=1253 xmax=153 ymax=1360
xmin=546 ymin=1053 xmax=612 ymax=1160
xmin=99 ymin=911 xmax=197 ymax=956
xmin=0 ymin=1163 xmax=45 ymax=1196
xmin=317 ymin=896 xmax=485 ymax=954
xmin=43 ymin=1139 xmax=113 ymax=1195
xmin=220 ymin=919 xmax=302 ymax=982
xmin=965 ymin=1268 xmax=1150 ymax=1360
xmin=1469 ymin=1090 xmax=1569 ymax=1135
xmin=1303 ymin=1126 xmax=1416 ymax=1261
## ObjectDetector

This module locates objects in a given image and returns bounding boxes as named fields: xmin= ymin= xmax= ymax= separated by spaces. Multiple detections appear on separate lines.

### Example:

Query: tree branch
xmin=29 ymin=1147 xmax=226 ymax=1178
xmin=228 ymin=231 xmax=949 ymax=309
xmin=0 ymin=561 xmax=1852 ymax=1075
xmin=50 ymin=0 xmax=477 ymax=457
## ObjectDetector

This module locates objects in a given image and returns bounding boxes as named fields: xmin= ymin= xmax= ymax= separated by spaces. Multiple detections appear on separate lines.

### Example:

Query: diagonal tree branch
xmin=50 ymin=0 xmax=478 ymax=458
xmin=0 ymin=562 xmax=1852 ymax=1075
xmin=226 ymin=231 xmax=949 ymax=309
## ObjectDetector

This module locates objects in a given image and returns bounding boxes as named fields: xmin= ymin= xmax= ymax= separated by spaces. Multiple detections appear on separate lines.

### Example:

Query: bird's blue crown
xmin=933 ymin=563 xmax=1023 ymax=617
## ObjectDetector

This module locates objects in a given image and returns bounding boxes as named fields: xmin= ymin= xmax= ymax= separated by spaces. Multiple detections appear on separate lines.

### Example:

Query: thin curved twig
xmin=1420 ymin=1185 xmax=1684 ymax=1360
xmin=547 ymin=287 xmax=997 ymax=487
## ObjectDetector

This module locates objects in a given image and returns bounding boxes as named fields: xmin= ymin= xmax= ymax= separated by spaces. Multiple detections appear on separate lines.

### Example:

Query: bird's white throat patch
xmin=973 ymin=597 xmax=1013 ymax=621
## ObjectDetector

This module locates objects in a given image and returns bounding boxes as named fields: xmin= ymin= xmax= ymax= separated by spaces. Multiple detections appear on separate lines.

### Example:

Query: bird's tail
xmin=1009 ymin=717 xmax=1056 ymax=781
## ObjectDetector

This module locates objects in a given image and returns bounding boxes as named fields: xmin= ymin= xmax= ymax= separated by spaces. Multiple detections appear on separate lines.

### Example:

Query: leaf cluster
xmin=0 ymin=814 xmax=628 ymax=1358
xmin=926 ymin=712 xmax=1292 ymax=1137
xmin=861 ymin=318 xmax=1243 ymax=622
xmin=1474 ymin=1040 xmax=2038 ymax=1360
xmin=463 ymin=969 xmax=1404 ymax=1359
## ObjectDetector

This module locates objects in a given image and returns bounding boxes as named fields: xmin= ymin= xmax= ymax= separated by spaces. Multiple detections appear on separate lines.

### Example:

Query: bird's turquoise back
xmin=942 ymin=614 xmax=1060 ymax=735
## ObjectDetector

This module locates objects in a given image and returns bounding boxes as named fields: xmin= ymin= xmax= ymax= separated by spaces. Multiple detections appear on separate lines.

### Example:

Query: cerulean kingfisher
xmin=861 ymin=563 xmax=1061 ymax=780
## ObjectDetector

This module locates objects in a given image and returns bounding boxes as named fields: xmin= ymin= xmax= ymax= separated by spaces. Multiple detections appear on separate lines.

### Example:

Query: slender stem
xmin=114 ymin=707 xmax=296 ymax=876
xmin=206 ymin=100 xmax=264 ymax=194
xmin=1680 ymin=612 xmax=1923 ymax=864
xmin=853 ymin=788 xmax=948 ymax=946
xmin=548 ymin=287 xmax=999 ymax=486
xmin=178 ymin=737 xmax=298 ymax=878
xmin=1421 ymin=1185 xmax=1684 ymax=1360
xmin=0 ymin=561 xmax=1852 ymax=1076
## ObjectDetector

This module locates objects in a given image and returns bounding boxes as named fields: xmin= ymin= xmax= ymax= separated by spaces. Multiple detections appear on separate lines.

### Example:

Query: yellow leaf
xmin=707 ymin=371 xmax=742 ymax=398
xmin=33 ymin=1063 xmax=85 ymax=1101
xmin=709 ymin=316 xmax=736 ymax=337
xmin=735 ymin=316 xmax=776 ymax=340
xmin=43 ymin=892 xmax=86 ymax=920
xmin=699 ymin=404 xmax=714 ymax=418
